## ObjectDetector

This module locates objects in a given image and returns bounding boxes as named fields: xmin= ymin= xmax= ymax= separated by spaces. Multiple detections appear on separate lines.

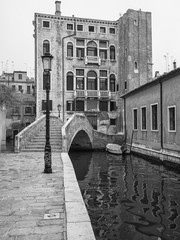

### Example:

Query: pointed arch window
xmin=110 ymin=74 xmax=116 ymax=92
xmin=43 ymin=40 xmax=50 ymax=54
xmin=110 ymin=45 xmax=116 ymax=60
xmin=66 ymin=72 xmax=74 ymax=90
xmin=87 ymin=41 xmax=97 ymax=56
xmin=87 ymin=71 xmax=97 ymax=90
xmin=67 ymin=42 xmax=73 ymax=57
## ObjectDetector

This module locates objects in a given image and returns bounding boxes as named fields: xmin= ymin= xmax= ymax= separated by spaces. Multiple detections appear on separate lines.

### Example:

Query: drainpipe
xmin=160 ymin=80 xmax=163 ymax=150
xmin=62 ymin=16 xmax=76 ymax=122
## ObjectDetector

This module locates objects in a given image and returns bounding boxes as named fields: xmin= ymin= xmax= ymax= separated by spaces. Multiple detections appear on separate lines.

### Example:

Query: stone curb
xmin=61 ymin=152 xmax=96 ymax=240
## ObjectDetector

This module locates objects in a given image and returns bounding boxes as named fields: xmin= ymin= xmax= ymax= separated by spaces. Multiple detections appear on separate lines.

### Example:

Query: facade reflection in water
xmin=69 ymin=151 xmax=180 ymax=240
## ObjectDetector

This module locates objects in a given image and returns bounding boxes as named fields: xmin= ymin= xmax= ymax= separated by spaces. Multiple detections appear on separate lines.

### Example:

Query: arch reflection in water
xmin=70 ymin=151 xmax=180 ymax=240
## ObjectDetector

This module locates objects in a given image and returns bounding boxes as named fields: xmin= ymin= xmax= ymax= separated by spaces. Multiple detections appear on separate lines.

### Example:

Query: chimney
xmin=55 ymin=1 xmax=61 ymax=16
xmin=173 ymin=60 xmax=176 ymax=69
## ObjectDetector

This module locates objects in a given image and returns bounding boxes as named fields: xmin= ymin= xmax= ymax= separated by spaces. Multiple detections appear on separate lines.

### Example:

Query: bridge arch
xmin=62 ymin=113 xmax=93 ymax=152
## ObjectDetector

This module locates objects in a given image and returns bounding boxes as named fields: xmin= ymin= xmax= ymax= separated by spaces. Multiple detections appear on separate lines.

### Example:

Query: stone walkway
xmin=0 ymin=152 xmax=66 ymax=240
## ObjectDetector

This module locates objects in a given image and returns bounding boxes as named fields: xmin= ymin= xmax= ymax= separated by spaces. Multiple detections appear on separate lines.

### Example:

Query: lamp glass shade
xmin=42 ymin=53 xmax=53 ymax=72
xmin=57 ymin=104 xmax=61 ymax=111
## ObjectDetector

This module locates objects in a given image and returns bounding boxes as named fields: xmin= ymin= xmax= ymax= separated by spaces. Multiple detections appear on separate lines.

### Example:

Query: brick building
xmin=33 ymin=1 xmax=152 ymax=133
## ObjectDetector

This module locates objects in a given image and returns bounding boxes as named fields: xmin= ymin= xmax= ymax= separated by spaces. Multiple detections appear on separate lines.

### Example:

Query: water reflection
xmin=69 ymin=151 xmax=180 ymax=240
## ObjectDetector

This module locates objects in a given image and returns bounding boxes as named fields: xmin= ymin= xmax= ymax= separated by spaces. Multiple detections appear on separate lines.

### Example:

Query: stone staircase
xmin=22 ymin=117 xmax=63 ymax=152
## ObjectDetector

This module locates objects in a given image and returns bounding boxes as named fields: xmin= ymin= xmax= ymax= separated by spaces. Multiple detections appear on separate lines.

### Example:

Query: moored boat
xmin=106 ymin=143 xmax=123 ymax=155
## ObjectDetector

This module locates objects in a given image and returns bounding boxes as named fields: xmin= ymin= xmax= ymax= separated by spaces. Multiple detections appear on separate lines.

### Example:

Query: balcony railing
xmin=74 ymin=90 xmax=86 ymax=98
xmin=85 ymin=56 xmax=101 ymax=65
xmin=74 ymin=90 xmax=117 ymax=99
xmin=87 ymin=90 xmax=98 ymax=98
xmin=99 ymin=91 xmax=110 ymax=99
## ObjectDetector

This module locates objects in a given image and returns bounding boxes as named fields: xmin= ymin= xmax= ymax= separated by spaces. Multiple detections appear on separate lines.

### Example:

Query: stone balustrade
xmin=14 ymin=115 xmax=46 ymax=153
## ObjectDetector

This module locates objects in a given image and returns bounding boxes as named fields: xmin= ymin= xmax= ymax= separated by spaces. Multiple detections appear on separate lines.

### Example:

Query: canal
xmin=69 ymin=151 xmax=180 ymax=240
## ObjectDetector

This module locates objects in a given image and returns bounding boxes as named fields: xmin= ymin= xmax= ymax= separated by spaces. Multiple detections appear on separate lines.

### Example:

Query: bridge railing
xmin=14 ymin=115 xmax=46 ymax=153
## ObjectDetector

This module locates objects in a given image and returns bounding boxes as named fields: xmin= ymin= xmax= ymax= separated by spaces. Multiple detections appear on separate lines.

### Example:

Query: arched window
xmin=43 ymin=40 xmax=50 ymax=54
xmin=110 ymin=45 xmax=116 ymax=60
xmin=67 ymin=42 xmax=73 ymax=57
xmin=87 ymin=41 xmax=97 ymax=56
xmin=87 ymin=71 xmax=97 ymax=90
xmin=66 ymin=72 xmax=74 ymax=90
xmin=110 ymin=74 xmax=116 ymax=92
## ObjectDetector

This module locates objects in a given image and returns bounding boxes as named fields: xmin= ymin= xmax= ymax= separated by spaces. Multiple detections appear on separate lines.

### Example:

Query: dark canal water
xmin=69 ymin=151 xmax=180 ymax=240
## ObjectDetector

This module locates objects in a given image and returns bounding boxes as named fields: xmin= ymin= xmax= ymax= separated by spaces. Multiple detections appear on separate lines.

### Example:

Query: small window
xmin=168 ymin=106 xmax=176 ymax=132
xmin=67 ymin=23 xmax=73 ymax=30
xmin=110 ymin=74 xmax=116 ymax=92
xmin=100 ymin=27 xmax=106 ymax=33
xmin=135 ymin=61 xmax=138 ymax=69
xmin=66 ymin=72 xmax=74 ymax=91
xmin=110 ymin=118 xmax=116 ymax=125
xmin=109 ymin=28 xmax=115 ymax=34
xmin=151 ymin=104 xmax=158 ymax=131
xmin=99 ymin=101 xmax=108 ymax=111
xmin=134 ymin=19 xmax=138 ymax=26
xmin=110 ymin=45 xmax=116 ymax=60
xmin=25 ymin=106 xmax=32 ymax=115
xmin=75 ymin=100 xmax=84 ymax=111
xmin=13 ymin=107 xmax=20 ymax=115
xmin=100 ymin=70 xmax=107 ymax=90
xmin=77 ymin=24 xmax=83 ymax=31
xmin=110 ymin=101 xmax=116 ymax=111
xmin=43 ymin=40 xmax=50 ymax=54
xmin=76 ymin=39 xmax=85 ymax=58
xmin=76 ymin=69 xmax=84 ymax=90
xmin=141 ymin=106 xmax=147 ymax=130
xmin=18 ymin=85 xmax=22 ymax=91
xmin=67 ymin=42 xmax=73 ymax=57
xmin=89 ymin=26 xmax=94 ymax=32
xmin=67 ymin=101 xmax=74 ymax=111
xmin=12 ymin=85 xmax=16 ymax=91
xmin=43 ymin=21 xmax=50 ymax=28
xmin=124 ymin=81 xmax=127 ymax=90
xmin=18 ymin=74 xmax=22 ymax=80
xmin=133 ymin=108 xmax=138 ymax=130
xmin=27 ymin=86 xmax=31 ymax=94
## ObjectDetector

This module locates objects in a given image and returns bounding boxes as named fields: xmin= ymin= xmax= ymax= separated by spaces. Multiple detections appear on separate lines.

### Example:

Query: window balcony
xmin=110 ymin=92 xmax=117 ymax=100
xmin=85 ymin=56 xmax=101 ymax=65
xmin=99 ymin=91 xmax=110 ymax=99
xmin=74 ymin=90 xmax=86 ymax=98
xmin=87 ymin=90 xmax=98 ymax=98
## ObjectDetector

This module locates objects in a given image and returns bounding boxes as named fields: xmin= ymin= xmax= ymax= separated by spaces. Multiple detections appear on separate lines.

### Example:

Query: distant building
xmin=33 ymin=1 xmax=152 ymax=133
xmin=121 ymin=67 xmax=180 ymax=162
xmin=0 ymin=71 xmax=35 ymax=94
xmin=0 ymin=71 xmax=36 ymax=138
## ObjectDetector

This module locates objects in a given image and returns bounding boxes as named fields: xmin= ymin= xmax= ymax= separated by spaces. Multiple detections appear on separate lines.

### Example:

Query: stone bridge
xmin=14 ymin=113 xmax=124 ymax=153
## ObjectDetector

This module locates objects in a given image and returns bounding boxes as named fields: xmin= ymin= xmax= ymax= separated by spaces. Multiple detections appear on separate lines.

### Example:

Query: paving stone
xmin=0 ymin=152 xmax=66 ymax=239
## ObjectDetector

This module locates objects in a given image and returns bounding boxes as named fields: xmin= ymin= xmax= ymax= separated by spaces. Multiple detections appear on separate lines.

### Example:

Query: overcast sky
xmin=0 ymin=0 xmax=180 ymax=77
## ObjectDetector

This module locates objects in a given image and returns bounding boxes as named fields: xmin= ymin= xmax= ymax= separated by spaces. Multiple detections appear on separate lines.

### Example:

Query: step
xmin=25 ymin=146 xmax=62 ymax=150
xmin=22 ymin=148 xmax=62 ymax=152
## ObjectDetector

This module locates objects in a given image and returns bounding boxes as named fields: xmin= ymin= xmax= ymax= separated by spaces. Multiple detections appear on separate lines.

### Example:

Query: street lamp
xmin=57 ymin=104 xmax=61 ymax=118
xmin=41 ymin=53 xmax=53 ymax=173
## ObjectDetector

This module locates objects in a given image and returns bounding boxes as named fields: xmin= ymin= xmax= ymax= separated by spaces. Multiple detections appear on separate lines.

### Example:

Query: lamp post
xmin=57 ymin=104 xmax=61 ymax=118
xmin=41 ymin=53 xmax=53 ymax=173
